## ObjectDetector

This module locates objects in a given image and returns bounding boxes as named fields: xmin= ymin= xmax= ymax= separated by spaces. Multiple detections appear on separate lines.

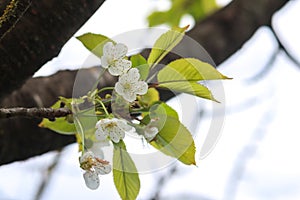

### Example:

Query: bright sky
xmin=1 ymin=0 xmax=300 ymax=199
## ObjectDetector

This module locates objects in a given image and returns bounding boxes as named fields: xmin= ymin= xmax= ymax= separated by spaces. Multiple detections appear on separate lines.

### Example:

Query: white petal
xmin=135 ymin=81 xmax=148 ymax=95
xmin=100 ymin=56 xmax=109 ymax=68
xmin=115 ymin=126 xmax=126 ymax=140
xmin=96 ymin=164 xmax=112 ymax=175
xmin=96 ymin=118 xmax=109 ymax=128
xmin=110 ymin=130 xmax=121 ymax=143
xmin=115 ymin=82 xmax=125 ymax=95
xmin=108 ymin=65 xmax=123 ymax=76
xmin=116 ymin=120 xmax=133 ymax=132
xmin=83 ymin=171 xmax=100 ymax=190
xmin=115 ymin=59 xmax=132 ymax=73
xmin=114 ymin=43 xmax=128 ymax=59
xmin=123 ymin=91 xmax=136 ymax=102
xmin=95 ymin=128 xmax=108 ymax=141
xmin=103 ymin=42 xmax=114 ymax=57
xmin=127 ymin=68 xmax=140 ymax=82
xmin=118 ymin=72 xmax=131 ymax=84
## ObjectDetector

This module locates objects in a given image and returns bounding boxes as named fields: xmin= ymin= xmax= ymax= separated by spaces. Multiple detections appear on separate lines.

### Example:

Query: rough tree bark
xmin=0 ymin=0 xmax=290 ymax=165
xmin=0 ymin=0 xmax=105 ymax=100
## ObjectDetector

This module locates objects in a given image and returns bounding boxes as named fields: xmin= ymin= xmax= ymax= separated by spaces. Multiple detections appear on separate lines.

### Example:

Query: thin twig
xmin=270 ymin=25 xmax=300 ymax=68
xmin=34 ymin=150 xmax=62 ymax=200
xmin=246 ymin=47 xmax=280 ymax=83
xmin=223 ymin=101 xmax=276 ymax=200
xmin=0 ymin=107 xmax=72 ymax=120
xmin=150 ymin=165 xmax=178 ymax=200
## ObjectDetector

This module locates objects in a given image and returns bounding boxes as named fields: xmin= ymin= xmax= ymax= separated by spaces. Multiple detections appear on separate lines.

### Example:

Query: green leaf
xmin=147 ymin=26 xmax=188 ymax=67
xmin=150 ymin=116 xmax=196 ymax=165
xmin=139 ymin=88 xmax=160 ymax=107
xmin=148 ymin=11 xmax=181 ymax=27
xmin=113 ymin=141 xmax=140 ymax=200
xmin=130 ymin=54 xmax=149 ymax=80
xmin=39 ymin=98 xmax=98 ymax=135
xmin=39 ymin=117 xmax=76 ymax=135
xmin=150 ymin=101 xmax=179 ymax=120
xmin=39 ymin=100 xmax=76 ymax=135
xmin=158 ymin=58 xmax=230 ymax=82
xmin=147 ymin=0 xmax=218 ymax=27
xmin=76 ymin=33 xmax=113 ymax=58
xmin=158 ymin=81 xmax=218 ymax=102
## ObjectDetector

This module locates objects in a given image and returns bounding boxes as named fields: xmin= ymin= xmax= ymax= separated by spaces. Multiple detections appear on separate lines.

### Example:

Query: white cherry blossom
xmin=101 ymin=42 xmax=131 ymax=76
xmin=115 ymin=68 xmax=148 ymax=102
xmin=95 ymin=118 xmax=134 ymax=143
xmin=80 ymin=151 xmax=111 ymax=190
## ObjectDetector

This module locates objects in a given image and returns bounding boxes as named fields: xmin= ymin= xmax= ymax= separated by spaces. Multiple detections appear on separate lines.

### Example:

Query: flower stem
xmin=97 ymin=87 xmax=115 ymax=94
xmin=96 ymin=98 xmax=109 ymax=116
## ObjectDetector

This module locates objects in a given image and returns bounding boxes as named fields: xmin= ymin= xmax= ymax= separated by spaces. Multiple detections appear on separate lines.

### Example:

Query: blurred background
xmin=1 ymin=0 xmax=300 ymax=199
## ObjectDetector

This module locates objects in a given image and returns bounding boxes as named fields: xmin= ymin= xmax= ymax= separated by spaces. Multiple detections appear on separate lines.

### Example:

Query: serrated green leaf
xmin=39 ymin=100 xmax=76 ymax=135
xmin=147 ymin=26 xmax=188 ymax=67
xmin=113 ymin=141 xmax=140 ymax=200
xmin=130 ymin=54 xmax=149 ymax=80
xmin=150 ymin=101 xmax=178 ymax=120
xmin=39 ymin=117 xmax=77 ymax=135
xmin=39 ymin=98 xmax=99 ymax=135
xmin=150 ymin=116 xmax=196 ymax=165
xmin=159 ymin=82 xmax=218 ymax=102
xmin=158 ymin=58 xmax=230 ymax=82
xmin=76 ymin=33 xmax=113 ymax=58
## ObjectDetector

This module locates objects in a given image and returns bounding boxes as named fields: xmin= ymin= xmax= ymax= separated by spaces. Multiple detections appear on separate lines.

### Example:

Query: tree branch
xmin=0 ymin=0 xmax=32 ymax=41
xmin=0 ymin=0 xmax=105 ymax=100
xmin=0 ymin=107 xmax=71 ymax=120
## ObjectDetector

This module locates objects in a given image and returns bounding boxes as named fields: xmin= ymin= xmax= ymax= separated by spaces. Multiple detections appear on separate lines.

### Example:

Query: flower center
xmin=105 ymin=122 xmax=117 ymax=131
xmin=123 ymin=83 xmax=131 ymax=90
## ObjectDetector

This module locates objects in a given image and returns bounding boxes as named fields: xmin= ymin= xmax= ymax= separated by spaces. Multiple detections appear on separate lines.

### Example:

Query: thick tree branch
xmin=0 ymin=107 xmax=71 ymax=119
xmin=0 ymin=68 xmax=116 ymax=165
xmin=0 ymin=0 xmax=105 ymax=100
xmin=0 ymin=0 xmax=290 ymax=165
xmin=0 ymin=0 xmax=32 ymax=41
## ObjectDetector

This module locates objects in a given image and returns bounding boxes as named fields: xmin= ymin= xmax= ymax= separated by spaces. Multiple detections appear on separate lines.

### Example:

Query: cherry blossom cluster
xmin=80 ymin=42 xmax=159 ymax=189
xmin=101 ymin=42 xmax=148 ymax=102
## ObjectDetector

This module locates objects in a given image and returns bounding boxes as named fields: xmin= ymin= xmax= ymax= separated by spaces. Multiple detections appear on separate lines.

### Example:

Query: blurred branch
xmin=223 ymin=101 xmax=276 ymax=200
xmin=150 ymin=165 xmax=178 ymax=200
xmin=246 ymin=47 xmax=280 ymax=83
xmin=0 ymin=107 xmax=71 ymax=120
xmin=34 ymin=150 xmax=62 ymax=200
xmin=270 ymin=24 xmax=300 ymax=68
